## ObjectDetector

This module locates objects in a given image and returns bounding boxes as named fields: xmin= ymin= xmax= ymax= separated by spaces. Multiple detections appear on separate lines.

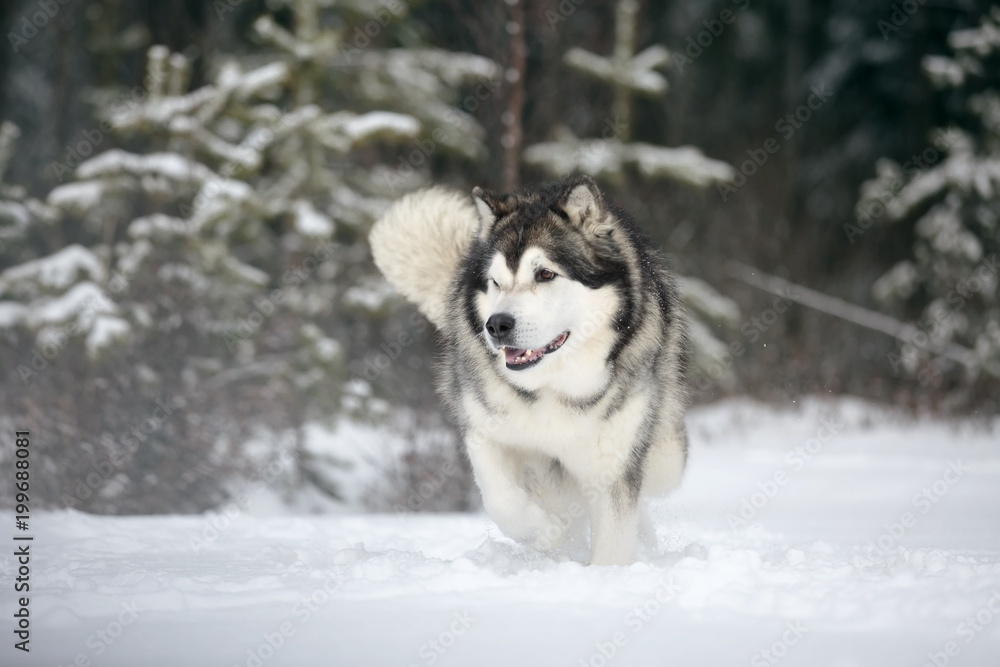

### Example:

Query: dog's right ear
xmin=472 ymin=186 xmax=503 ymax=240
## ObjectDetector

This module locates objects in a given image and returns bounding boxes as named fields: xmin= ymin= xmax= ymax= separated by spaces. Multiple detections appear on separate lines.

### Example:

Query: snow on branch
xmin=564 ymin=45 xmax=670 ymax=97
xmin=0 ymin=244 xmax=106 ymax=298
xmin=254 ymin=15 xmax=337 ymax=62
xmin=75 ymin=149 xmax=216 ymax=185
xmin=629 ymin=143 xmax=736 ymax=189
xmin=311 ymin=111 xmax=421 ymax=153
xmin=524 ymin=132 xmax=734 ymax=189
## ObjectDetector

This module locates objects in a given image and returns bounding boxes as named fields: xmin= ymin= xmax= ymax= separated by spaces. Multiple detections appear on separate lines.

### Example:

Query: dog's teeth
xmin=526 ymin=349 xmax=532 ymax=355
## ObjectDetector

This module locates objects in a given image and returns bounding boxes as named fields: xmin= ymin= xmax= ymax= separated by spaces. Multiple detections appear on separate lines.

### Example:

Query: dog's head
xmin=467 ymin=176 xmax=631 ymax=392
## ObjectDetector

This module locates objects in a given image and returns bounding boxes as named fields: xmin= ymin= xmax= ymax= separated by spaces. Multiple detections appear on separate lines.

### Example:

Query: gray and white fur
xmin=370 ymin=175 xmax=689 ymax=565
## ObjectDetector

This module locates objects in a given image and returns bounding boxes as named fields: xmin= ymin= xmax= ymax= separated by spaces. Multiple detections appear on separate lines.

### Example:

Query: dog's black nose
xmin=485 ymin=313 xmax=515 ymax=342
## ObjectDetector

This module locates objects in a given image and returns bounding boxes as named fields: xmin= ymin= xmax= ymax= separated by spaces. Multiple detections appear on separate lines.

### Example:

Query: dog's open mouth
xmin=502 ymin=332 xmax=570 ymax=371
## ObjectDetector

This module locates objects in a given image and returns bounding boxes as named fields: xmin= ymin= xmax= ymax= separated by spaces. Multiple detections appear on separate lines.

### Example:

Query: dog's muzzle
xmin=485 ymin=312 xmax=515 ymax=345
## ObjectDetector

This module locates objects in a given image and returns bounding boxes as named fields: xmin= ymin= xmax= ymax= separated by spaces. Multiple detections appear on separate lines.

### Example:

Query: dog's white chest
xmin=462 ymin=383 xmax=649 ymax=474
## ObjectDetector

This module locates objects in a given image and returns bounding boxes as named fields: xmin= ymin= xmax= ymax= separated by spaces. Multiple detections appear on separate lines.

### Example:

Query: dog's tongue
xmin=504 ymin=347 xmax=544 ymax=365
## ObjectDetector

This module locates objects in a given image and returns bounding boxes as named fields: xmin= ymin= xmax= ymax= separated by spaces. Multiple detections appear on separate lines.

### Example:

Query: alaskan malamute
xmin=370 ymin=176 xmax=689 ymax=565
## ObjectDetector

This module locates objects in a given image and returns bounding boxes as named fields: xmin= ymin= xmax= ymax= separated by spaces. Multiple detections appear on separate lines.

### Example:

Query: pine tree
xmin=859 ymin=8 xmax=1000 ymax=404
xmin=523 ymin=0 xmax=740 ymax=389
xmin=0 ymin=0 xmax=497 ymax=512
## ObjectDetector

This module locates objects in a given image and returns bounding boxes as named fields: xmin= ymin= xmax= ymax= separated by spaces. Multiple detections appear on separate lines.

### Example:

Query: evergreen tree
xmin=858 ymin=8 xmax=1000 ymax=406
xmin=524 ymin=0 xmax=740 ymax=389
xmin=0 ymin=0 xmax=497 ymax=512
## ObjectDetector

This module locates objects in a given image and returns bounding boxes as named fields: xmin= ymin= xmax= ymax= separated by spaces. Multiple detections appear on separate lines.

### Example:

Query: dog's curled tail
xmin=369 ymin=187 xmax=478 ymax=329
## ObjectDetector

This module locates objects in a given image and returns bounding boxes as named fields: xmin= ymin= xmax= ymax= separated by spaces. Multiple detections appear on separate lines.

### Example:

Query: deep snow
xmin=4 ymin=398 xmax=1000 ymax=667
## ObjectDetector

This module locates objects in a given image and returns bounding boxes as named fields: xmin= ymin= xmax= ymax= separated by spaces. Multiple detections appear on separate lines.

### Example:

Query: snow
xmin=629 ymin=143 xmax=736 ymax=189
xmin=0 ymin=200 xmax=31 ymax=229
xmin=5 ymin=398 xmax=1000 ymax=666
xmin=524 ymin=135 xmax=735 ymax=189
xmin=127 ymin=214 xmax=190 ymax=240
xmin=112 ymin=87 xmax=216 ymax=129
xmin=0 ymin=301 xmax=26 ymax=327
xmin=922 ymin=55 xmax=965 ymax=88
xmin=222 ymin=256 xmax=270 ymax=288
xmin=523 ymin=136 xmax=625 ymax=180
xmin=85 ymin=314 xmax=132 ymax=357
xmin=0 ymin=244 xmax=105 ymax=296
xmin=292 ymin=199 xmax=334 ymax=237
xmin=948 ymin=16 xmax=1000 ymax=56
xmin=76 ymin=150 xmax=216 ymax=186
xmin=235 ymin=62 xmax=291 ymax=100
xmin=47 ymin=181 xmax=107 ymax=211
xmin=28 ymin=281 xmax=116 ymax=327
xmin=341 ymin=111 xmax=420 ymax=143
xmin=564 ymin=47 xmax=669 ymax=95
xmin=872 ymin=261 xmax=919 ymax=303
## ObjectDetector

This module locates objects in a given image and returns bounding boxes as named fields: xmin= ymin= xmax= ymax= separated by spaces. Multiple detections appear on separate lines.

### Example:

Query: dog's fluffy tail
xmin=370 ymin=187 xmax=478 ymax=328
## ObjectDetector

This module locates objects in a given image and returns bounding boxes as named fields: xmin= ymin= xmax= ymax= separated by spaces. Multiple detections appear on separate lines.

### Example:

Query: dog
xmin=369 ymin=175 xmax=689 ymax=565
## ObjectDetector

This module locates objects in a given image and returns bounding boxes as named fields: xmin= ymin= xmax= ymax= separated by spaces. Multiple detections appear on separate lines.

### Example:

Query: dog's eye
xmin=490 ymin=278 xmax=499 ymax=288
xmin=536 ymin=269 xmax=556 ymax=282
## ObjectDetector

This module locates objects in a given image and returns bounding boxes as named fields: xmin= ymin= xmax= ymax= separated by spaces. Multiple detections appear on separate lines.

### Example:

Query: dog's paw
xmin=487 ymin=499 xmax=569 ymax=552
xmin=529 ymin=508 xmax=571 ymax=552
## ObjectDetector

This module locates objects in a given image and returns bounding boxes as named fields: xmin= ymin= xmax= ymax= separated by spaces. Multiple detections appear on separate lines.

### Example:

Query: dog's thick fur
xmin=370 ymin=176 xmax=689 ymax=565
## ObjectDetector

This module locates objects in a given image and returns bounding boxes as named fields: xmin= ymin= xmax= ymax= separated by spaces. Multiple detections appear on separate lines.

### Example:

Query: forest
xmin=0 ymin=0 xmax=998 ymax=515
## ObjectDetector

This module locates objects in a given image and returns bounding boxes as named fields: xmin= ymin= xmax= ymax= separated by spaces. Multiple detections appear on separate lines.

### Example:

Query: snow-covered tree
xmin=524 ymin=0 xmax=739 ymax=389
xmin=0 ymin=0 xmax=497 ymax=512
xmin=858 ymin=8 xmax=1000 ymax=401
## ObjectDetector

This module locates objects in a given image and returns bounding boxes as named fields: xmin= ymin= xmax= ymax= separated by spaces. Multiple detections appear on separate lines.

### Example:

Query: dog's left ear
xmin=557 ymin=175 xmax=613 ymax=238
xmin=472 ymin=186 xmax=507 ymax=240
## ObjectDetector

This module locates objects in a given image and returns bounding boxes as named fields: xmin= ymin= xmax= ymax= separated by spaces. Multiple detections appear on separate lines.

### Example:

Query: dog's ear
xmin=471 ymin=186 xmax=507 ymax=240
xmin=557 ymin=175 xmax=613 ymax=238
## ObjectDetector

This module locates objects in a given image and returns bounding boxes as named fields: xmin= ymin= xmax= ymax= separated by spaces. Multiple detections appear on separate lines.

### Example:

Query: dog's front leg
xmin=466 ymin=438 xmax=566 ymax=550
xmin=587 ymin=480 xmax=641 ymax=566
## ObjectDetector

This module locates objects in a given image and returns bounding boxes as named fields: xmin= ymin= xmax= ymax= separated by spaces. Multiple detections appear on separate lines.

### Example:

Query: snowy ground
xmin=4 ymin=398 xmax=1000 ymax=667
